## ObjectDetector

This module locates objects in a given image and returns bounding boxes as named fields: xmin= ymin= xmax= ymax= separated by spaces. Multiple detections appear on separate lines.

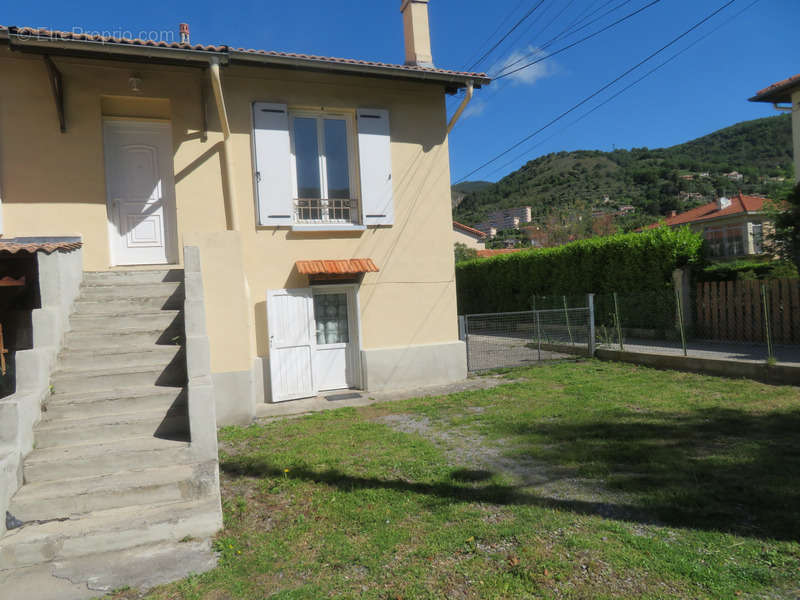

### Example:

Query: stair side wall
xmin=183 ymin=245 xmax=224 ymax=532
xmin=0 ymin=247 xmax=83 ymax=535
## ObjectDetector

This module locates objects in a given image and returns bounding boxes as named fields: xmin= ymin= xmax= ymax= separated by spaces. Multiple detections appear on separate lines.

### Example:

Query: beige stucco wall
xmin=0 ymin=47 xmax=460 ymax=377
xmin=453 ymin=227 xmax=485 ymax=250
xmin=792 ymin=89 xmax=800 ymax=182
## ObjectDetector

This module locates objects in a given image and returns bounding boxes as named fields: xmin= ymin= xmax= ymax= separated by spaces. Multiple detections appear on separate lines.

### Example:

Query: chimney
xmin=400 ymin=0 xmax=433 ymax=67
xmin=670 ymin=210 xmax=677 ymax=218
xmin=717 ymin=196 xmax=731 ymax=211
xmin=179 ymin=22 xmax=190 ymax=45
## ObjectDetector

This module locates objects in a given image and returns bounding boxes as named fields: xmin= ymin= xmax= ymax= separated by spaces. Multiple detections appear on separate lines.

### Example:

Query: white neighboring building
xmin=453 ymin=221 xmax=487 ymax=249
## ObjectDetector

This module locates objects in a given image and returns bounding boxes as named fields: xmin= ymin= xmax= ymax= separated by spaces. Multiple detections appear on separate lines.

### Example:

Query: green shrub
xmin=455 ymin=227 xmax=703 ymax=314
xmin=698 ymin=260 xmax=798 ymax=282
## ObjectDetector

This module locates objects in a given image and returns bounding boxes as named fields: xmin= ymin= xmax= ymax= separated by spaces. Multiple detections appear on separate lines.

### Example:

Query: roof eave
xmin=0 ymin=29 xmax=489 ymax=89
xmin=228 ymin=50 xmax=490 ymax=89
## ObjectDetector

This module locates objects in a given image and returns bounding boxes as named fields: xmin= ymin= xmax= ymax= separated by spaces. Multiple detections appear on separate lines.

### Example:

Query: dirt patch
xmin=373 ymin=414 xmax=644 ymax=521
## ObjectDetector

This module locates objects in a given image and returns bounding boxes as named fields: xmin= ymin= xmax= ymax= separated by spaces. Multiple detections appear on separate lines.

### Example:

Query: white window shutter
xmin=357 ymin=109 xmax=393 ymax=226
xmin=252 ymin=103 xmax=292 ymax=226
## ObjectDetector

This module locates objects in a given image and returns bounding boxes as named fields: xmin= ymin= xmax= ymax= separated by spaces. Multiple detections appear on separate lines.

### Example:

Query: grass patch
xmin=142 ymin=361 xmax=800 ymax=599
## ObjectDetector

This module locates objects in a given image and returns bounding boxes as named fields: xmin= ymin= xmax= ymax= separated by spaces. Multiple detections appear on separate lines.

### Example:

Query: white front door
xmin=103 ymin=120 xmax=176 ymax=266
xmin=312 ymin=287 xmax=359 ymax=392
xmin=267 ymin=288 xmax=317 ymax=402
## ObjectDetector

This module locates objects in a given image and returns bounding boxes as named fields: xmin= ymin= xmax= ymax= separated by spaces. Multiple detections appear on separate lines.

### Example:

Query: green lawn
xmin=141 ymin=361 xmax=800 ymax=599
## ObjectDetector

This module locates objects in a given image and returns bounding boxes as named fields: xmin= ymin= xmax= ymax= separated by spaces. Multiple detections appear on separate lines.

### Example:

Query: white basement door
xmin=266 ymin=288 xmax=317 ymax=402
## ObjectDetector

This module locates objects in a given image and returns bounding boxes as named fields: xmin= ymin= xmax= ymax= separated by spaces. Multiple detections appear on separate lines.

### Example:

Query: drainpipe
xmin=208 ymin=57 xmax=239 ymax=231
xmin=446 ymin=81 xmax=473 ymax=135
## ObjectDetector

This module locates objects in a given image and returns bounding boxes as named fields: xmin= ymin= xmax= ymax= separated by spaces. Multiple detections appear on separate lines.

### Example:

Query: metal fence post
xmin=535 ymin=309 xmax=542 ymax=361
xmin=563 ymin=296 xmax=574 ymax=346
xmin=463 ymin=314 xmax=471 ymax=372
xmin=587 ymin=293 xmax=595 ymax=356
xmin=613 ymin=292 xmax=624 ymax=351
xmin=458 ymin=315 xmax=466 ymax=342
xmin=675 ymin=286 xmax=687 ymax=357
xmin=761 ymin=284 xmax=774 ymax=363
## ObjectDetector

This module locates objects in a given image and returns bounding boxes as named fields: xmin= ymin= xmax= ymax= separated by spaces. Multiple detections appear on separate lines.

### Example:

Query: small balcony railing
xmin=294 ymin=198 xmax=360 ymax=225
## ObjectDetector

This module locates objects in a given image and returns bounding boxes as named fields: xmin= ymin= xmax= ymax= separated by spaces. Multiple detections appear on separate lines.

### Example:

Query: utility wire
xmin=467 ymin=0 xmax=549 ymax=71
xmin=495 ymin=0 xmax=662 ymax=80
xmin=458 ymin=0 xmax=528 ymax=72
xmin=486 ymin=0 xmax=762 ymax=179
xmin=455 ymin=0 xmax=738 ymax=183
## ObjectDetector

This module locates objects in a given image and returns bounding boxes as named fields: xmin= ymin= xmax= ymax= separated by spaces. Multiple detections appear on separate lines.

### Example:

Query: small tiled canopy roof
xmin=749 ymin=73 xmax=800 ymax=103
xmin=0 ymin=238 xmax=82 ymax=254
xmin=296 ymin=259 xmax=379 ymax=275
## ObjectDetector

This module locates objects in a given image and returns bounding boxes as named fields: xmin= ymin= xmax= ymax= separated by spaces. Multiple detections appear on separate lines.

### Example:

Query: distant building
xmin=618 ymin=205 xmax=636 ymax=214
xmin=724 ymin=171 xmax=744 ymax=181
xmin=749 ymin=72 xmax=800 ymax=178
xmin=473 ymin=222 xmax=498 ymax=237
xmin=486 ymin=206 xmax=532 ymax=230
xmin=453 ymin=221 xmax=487 ymax=250
xmin=653 ymin=193 xmax=772 ymax=259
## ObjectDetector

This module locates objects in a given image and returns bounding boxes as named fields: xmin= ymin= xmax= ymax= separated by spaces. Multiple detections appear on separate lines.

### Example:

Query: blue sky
xmin=5 ymin=0 xmax=794 ymax=183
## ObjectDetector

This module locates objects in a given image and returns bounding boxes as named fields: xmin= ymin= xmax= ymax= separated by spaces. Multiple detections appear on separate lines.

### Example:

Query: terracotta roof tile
xmin=749 ymin=73 xmax=800 ymax=103
xmin=453 ymin=221 xmax=487 ymax=239
xmin=652 ymin=193 xmax=769 ymax=228
xmin=0 ymin=25 xmax=489 ymax=83
xmin=296 ymin=259 xmax=379 ymax=275
xmin=0 ymin=239 xmax=82 ymax=254
xmin=476 ymin=248 xmax=523 ymax=258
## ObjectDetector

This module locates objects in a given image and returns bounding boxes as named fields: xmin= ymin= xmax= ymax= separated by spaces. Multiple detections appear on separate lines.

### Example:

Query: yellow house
xmin=749 ymin=73 xmax=800 ymax=179
xmin=0 ymin=5 xmax=489 ymax=425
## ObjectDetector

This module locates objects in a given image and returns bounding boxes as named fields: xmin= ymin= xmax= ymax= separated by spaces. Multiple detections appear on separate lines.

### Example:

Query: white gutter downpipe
xmin=446 ymin=81 xmax=473 ymax=135
xmin=209 ymin=57 xmax=240 ymax=231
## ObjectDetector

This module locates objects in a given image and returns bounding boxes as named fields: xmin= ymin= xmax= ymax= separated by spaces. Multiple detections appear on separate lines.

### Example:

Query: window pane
xmin=324 ymin=119 xmax=351 ymax=200
xmin=314 ymin=293 xmax=349 ymax=345
xmin=293 ymin=117 xmax=321 ymax=199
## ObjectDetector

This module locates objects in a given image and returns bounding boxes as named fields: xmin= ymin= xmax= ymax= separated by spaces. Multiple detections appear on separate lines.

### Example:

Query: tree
xmin=454 ymin=242 xmax=478 ymax=263
xmin=768 ymin=183 xmax=800 ymax=271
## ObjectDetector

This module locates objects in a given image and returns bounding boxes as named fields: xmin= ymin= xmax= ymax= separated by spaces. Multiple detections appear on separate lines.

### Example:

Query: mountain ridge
xmin=453 ymin=114 xmax=793 ymax=231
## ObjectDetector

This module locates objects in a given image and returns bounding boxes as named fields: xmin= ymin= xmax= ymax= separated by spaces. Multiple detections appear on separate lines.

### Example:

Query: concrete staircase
xmin=0 ymin=269 xmax=222 ymax=593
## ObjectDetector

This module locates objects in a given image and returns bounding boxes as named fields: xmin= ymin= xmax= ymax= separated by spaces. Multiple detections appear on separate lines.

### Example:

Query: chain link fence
xmin=462 ymin=295 xmax=591 ymax=371
xmin=461 ymin=280 xmax=800 ymax=372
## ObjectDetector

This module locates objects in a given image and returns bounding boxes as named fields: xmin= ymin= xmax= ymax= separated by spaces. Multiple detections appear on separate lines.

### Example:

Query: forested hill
xmin=453 ymin=114 xmax=793 ymax=228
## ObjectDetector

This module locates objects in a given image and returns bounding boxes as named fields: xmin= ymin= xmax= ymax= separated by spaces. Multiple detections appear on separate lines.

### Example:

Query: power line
xmin=458 ymin=0 xmax=529 ymax=72
xmin=467 ymin=0 xmax=549 ymax=72
xmin=484 ymin=0 xmax=762 ymax=179
xmin=494 ymin=0 xmax=662 ymax=80
xmin=455 ymin=0 xmax=738 ymax=183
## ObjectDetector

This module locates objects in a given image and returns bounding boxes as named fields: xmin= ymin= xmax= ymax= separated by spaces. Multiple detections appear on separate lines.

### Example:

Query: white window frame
xmin=288 ymin=109 xmax=363 ymax=230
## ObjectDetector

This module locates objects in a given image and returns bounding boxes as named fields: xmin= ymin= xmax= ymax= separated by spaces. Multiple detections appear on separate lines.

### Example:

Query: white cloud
xmin=494 ymin=46 xmax=555 ymax=86
xmin=462 ymin=99 xmax=487 ymax=119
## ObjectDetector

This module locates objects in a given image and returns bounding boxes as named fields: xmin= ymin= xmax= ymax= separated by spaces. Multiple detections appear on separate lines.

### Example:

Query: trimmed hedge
xmin=456 ymin=227 xmax=703 ymax=314
xmin=698 ymin=260 xmax=798 ymax=282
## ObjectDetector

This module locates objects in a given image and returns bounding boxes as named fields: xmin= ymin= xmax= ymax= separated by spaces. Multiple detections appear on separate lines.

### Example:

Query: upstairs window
xmin=252 ymin=103 xmax=394 ymax=230
xmin=290 ymin=112 xmax=357 ymax=225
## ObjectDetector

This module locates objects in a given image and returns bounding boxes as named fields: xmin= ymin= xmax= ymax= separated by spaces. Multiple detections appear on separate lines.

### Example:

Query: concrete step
xmin=8 ymin=462 xmax=216 ymax=523
xmin=56 ymin=345 xmax=184 ymax=373
xmin=33 ymin=408 xmax=189 ymax=449
xmin=0 ymin=539 xmax=217 ymax=600
xmin=79 ymin=281 xmax=183 ymax=299
xmin=73 ymin=296 xmax=183 ymax=314
xmin=68 ymin=310 xmax=183 ymax=332
xmin=82 ymin=269 xmax=183 ymax=286
xmin=64 ymin=327 xmax=183 ymax=350
xmin=45 ymin=385 xmax=185 ymax=411
xmin=0 ymin=498 xmax=222 ymax=570
xmin=24 ymin=437 xmax=194 ymax=483
xmin=50 ymin=365 xmax=185 ymax=395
